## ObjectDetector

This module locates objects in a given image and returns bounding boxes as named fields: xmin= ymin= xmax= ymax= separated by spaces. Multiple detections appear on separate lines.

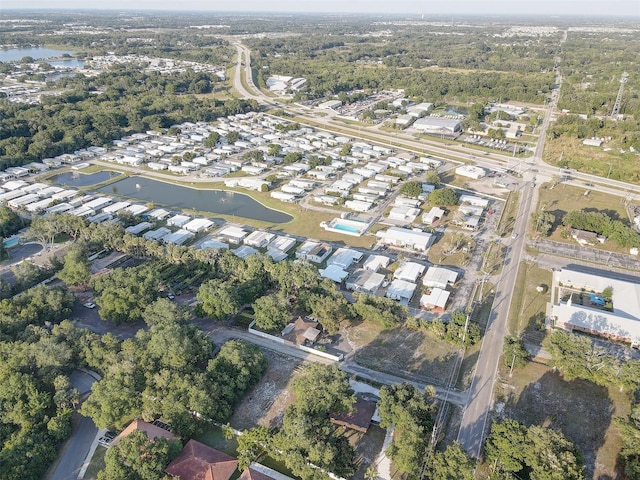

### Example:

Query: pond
xmin=97 ymin=176 xmax=293 ymax=224
xmin=49 ymin=171 xmax=122 ymax=187
xmin=0 ymin=47 xmax=77 ymax=62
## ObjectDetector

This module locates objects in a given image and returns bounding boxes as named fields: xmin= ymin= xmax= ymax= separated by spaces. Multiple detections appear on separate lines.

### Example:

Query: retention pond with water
xmin=96 ymin=176 xmax=293 ymax=224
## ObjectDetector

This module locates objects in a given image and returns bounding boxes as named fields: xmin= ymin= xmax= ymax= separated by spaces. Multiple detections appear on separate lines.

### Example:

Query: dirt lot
xmin=229 ymin=350 xmax=302 ymax=431
xmin=496 ymin=362 xmax=631 ymax=480
xmin=348 ymin=321 xmax=461 ymax=387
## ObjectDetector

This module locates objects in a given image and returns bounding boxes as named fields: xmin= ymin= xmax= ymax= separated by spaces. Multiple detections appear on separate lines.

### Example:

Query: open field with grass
xmin=427 ymin=232 xmax=474 ymax=268
xmin=537 ymin=181 xmax=632 ymax=253
xmin=507 ymin=262 xmax=551 ymax=346
xmin=544 ymin=136 xmax=640 ymax=184
xmin=348 ymin=320 xmax=461 ymax=388
xmin=495 ymin=361 xmax=631 ymax=480
xmin=496 ymin=191 xmax=520 ymax=237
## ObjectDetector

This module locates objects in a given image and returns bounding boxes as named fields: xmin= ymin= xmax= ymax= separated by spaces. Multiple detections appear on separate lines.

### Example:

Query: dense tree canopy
xmin=378 ymin=383 xmax=436 ymax=477
xmin=91 ymin=265 xmax=160 ymax=324
xmin=485 ymin=418 xmax=584 ymax=480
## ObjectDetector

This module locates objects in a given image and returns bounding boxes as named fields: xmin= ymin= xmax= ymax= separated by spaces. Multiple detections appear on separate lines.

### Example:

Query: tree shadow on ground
xmin=505 ymin=370 xmax=613 ymax=479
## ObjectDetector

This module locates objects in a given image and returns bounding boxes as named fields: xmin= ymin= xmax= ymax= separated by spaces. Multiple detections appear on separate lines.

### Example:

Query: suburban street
xmin=46 ymin=370 xmax=98 ymax=480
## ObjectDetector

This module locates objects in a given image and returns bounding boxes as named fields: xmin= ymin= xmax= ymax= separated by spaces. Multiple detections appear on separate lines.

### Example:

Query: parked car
xmin=83 ymin=302 xmax=96 ymax=309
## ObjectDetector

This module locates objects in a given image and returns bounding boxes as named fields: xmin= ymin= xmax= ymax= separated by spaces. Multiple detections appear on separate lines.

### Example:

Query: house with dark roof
xmin=329 ymin=397 xmax=377 ymax=433
xmin=110 ymin=419 xmax=178 ymax=447
xmin=238 ymin=465 xmax=294 ymax=480
xmin=281 ymin=317 xmax=321 ymax=346
xmin=165 ymin=439 xmax=238 ymax=480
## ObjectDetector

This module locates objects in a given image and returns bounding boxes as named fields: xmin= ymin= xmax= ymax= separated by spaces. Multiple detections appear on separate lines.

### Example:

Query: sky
xmin=2 ymin=0 xmax=639 ymax=17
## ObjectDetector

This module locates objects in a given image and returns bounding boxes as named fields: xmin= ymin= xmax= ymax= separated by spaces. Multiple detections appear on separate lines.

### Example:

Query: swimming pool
xmin=323 ymin=218 xmax=371 ymax=237
xmin=3 ymin=237 xmax=19 ymax=248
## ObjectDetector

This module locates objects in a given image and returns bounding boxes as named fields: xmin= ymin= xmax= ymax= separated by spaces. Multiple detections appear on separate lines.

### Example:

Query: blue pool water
xmin=3 ymin=237 xmax=19 ymax=248
xmin=333 ymin=223 xmax=361 ymax=233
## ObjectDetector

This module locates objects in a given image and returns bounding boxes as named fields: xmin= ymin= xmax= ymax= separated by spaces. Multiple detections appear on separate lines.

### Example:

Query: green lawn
xmin=507 ymin=261 xmax=551 ymax=344
xmin=83 ymin=446 xmax=107 ymax=480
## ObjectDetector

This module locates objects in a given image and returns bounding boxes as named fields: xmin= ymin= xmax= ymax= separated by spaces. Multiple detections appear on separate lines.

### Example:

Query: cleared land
xmin=496 ymin=362 xmax=631 ymax=480
xmin=348 ymin=321 xmax=460 ymax=387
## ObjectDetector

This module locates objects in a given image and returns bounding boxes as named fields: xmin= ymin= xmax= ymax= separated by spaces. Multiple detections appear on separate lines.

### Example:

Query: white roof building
xmin=218 ymin=225 xmax=249 ymax=244
xmin=455 ymin=166 xmax=487 ymax=180
xmin=394 ymin=262 xmax=426 ymax=283
xmin=345 ymin=200 xmax=373 ymax=213
xmin=296 ymin=240 xmax=332 ymax=264
xmin=200 ymin=239 xmax=229 ymax=250
xmin=376 ymin=227 xmax=434 ymax=251
xmin=459 ymin=194 xmax=490 ymax=208
xmin=423 ymin=266 xmax=459 ymax=289
xmin=363 ymin=255 xmax=391 ymax=272
xmin=148 ymin=208 xmax=171 ymax=220
xmin=232 ymin=245 xmax=258 ymax=259
xmin=103 ymin=201 xmax=131 ymax=214
xmin=163 ymin=229 xmax=195 ymax=245
xmin=420 ymin=288 xmax=451 ymax=311
xmin=423 ymin=207 xmax=445 ymax=225
xmin=143 ymin=227 xmax=171 ymax=241
xmin=327 ymin=248 xmax=363 ymax=270
xmin=244 ymin=230 xmax=276 ymax=248
xmin=413 ymin=117 xmax=461 ymax=134
xmin=319 ymin=265 xmax=349 ymax=283
xmin=346 ymin=269 xmax=385 ymax=294
xmin=386 ymin=279 xmax=417 ymax=303
xmin=267 ymin=235 xmax=297 ymax=253
xmin=125 ymin=222 xmax=153 ymax=235
xmin=388 ymin=206 xmax=421 ymax=223
xmin=167 ymin=214 xmax=191 ymax=227
xmin=549 ymin=266 xmax=640 ymax=347
xmin=183 ymin=218 xmax=214 ymax=233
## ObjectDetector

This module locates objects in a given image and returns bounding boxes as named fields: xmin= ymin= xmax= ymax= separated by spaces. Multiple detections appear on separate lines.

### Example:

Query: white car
xmin=83 ymin=302 xmax=96 ymax=309
xmin=511 ymin=233 xmax=518 ymax=239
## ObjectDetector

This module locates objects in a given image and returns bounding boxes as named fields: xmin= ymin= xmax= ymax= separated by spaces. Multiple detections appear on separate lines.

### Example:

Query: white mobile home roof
xmin=420 ymin=288 xmax=450 ymax=309
xmin=232 ymin=245 xmax=258 ymax=259
xmin=218 ymin=225 xmax=248 ymax=242
xmin=394 ymin=262 xmax=426 ymax=282
xmin=376 ymin=227 xmax=434 ymax=251
xmin=84 ymin=197 xmax=113 ymax=211
xmin=167 ymin=214 xmax=191 ymax=227
xmin=386 ymin=279 xmax=417 ymax=302
xmin=244 ymin=230 xmax=275 ymax=248
xmin=26 ymin=198 xmax=54 ymax=212
xmin=9 ymin=193 xmax=39 ymax=208
xmin=423 ymin=267 xmax=458 ymax=288
xmin=143 ymin=227 xmax=171 ymax=241
xmin=46 ymin=203 xmax=74 ymax=214
xmin=88 ymin=212 xmax=114 ymax=224
xmin=125 ymin=222 xmax=153 ymax=235
xmin=36 ymin=186 xmax=64 ymax=198
xmin=327 ymin=248 xmax=363 ymax=270
xmin=124 ymin=204 xmax=149 ymax=216
xmin=363 ymin=254 xmax=391 ymax=272
xmin=103 ymin=201 xmax=131 ymax=214
xmin=200 ymin=239 xmax=229 ymax=250
xmin=163 ymin=229 xmax=195 ymax=245
xmin=0 ymin=190 xmax=28 ymax=202
xmin=51 ymin=189 xmax=79 ymax=201
xmin=148 ymin=208 xmax=171 ymax=220
xmin=183 ymin=218 xmax=214 ymax=233
xmin=3 ymin=180 xmax=29 ymax=191
xmin=267 ymin=235 xmax=297 ymax=253
xmin=319 ymin=265 xmax=349 ymax=283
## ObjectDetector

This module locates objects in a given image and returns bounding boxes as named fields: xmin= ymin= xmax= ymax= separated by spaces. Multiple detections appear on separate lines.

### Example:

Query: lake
xmin=0 ymin=47 xmax=77 ymax=63
xmin=49 ymin=171 xmax=122 ymax=187
xmin=97 ymin=176 xmax=293 ymax=224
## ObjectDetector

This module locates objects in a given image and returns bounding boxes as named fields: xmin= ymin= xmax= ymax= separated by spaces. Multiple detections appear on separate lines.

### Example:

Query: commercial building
xmin=455 ymin=166 xmax=487 ymax=180
xmin=413 ymin=117 xmax=462 ymax=134
xmin=548 ymin=266 xmax=640 ymax=347
xmin=376 ymin=227 xmax=434 ymax=251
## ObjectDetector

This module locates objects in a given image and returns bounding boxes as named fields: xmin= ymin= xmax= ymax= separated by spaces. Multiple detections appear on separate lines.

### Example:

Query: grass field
xmin=496 ymin=191 xmax=520 ymax=237
xmin=496 ymin=362 xmax=631 ymax=479
xmin=536 ymin=181 xmax=631 ymax=253
xmin=544 ymin=136 xmax=640 ymax=184
xmin=507 ymin=262 xmax=551 ymax=345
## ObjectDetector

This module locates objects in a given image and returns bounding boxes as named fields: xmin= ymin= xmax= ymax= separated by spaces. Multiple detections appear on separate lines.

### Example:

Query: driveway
xmin=46 ymin=370 xmax=99 ymax=480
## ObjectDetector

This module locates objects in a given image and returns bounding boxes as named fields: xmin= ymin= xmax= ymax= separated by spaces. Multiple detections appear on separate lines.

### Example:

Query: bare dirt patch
xmin=228 ymin=350 xmax=302 ymax=431
xmin=349 ymin=322 xmax=460 ymax=387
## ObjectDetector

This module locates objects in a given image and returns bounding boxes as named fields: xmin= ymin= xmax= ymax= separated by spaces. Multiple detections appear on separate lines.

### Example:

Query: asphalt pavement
xmin=46 ymin=370 xmax=98 ymax=480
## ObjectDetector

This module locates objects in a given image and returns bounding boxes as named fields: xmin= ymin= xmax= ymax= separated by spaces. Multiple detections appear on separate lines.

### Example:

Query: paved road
xmin=46 ymin=371 xmax=98 ymax=480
